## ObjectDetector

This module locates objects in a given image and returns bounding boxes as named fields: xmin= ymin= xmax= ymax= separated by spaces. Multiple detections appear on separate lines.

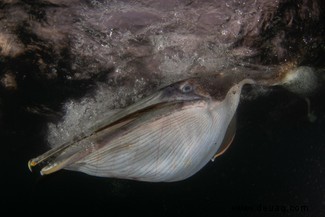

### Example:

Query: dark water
xmin=0 ymin=0 xmax=324 ymax=215
xmin=1 ymin=85 xmax=324 ymax=216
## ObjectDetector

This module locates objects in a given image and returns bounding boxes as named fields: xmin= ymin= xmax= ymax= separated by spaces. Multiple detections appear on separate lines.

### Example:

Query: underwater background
xmin=2 ymin=84 xmax=325 ymax=216
xmin=0 ymin=0 xmax=324 ymax=216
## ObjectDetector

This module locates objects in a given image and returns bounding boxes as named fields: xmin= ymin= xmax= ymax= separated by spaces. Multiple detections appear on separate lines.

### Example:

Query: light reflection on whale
xmin=28 ymin=66 xmax=318 ymax=182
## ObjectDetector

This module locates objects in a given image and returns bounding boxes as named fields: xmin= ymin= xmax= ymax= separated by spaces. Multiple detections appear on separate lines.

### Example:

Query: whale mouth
xmin=27 ymin=81 xmax=207 ymax=175
xmin=27 ymin=76 xmax=255 ymax=181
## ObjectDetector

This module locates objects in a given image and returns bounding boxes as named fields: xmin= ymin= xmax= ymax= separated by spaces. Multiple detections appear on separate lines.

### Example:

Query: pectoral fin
xmin=211 ymin=114 xmax=237 ymax=161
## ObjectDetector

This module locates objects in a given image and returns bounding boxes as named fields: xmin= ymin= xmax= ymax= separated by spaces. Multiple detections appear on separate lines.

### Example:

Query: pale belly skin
xmin=29 ymin=75 xmax=255 ymax=181
xmin=69 ymin=101 xmax=227 ymax=182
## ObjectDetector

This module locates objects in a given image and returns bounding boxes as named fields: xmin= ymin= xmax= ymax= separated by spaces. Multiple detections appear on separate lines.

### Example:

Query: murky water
xmin=2 ymin=85 xmax=324 ymax=216
xmin=0 ymin=0 xmax=324 ymax=216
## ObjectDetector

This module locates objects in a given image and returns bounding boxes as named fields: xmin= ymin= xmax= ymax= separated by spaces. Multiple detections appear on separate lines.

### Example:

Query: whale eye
xmin=181 ymin=83 xmax=193 ymax=93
